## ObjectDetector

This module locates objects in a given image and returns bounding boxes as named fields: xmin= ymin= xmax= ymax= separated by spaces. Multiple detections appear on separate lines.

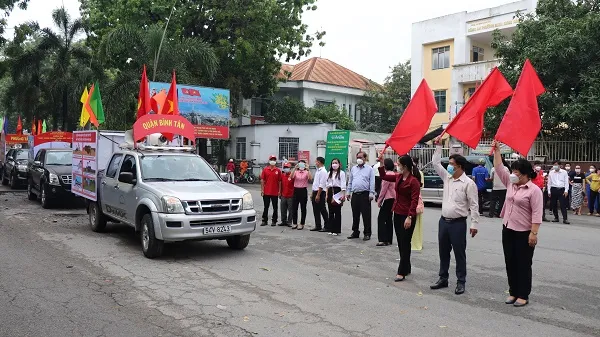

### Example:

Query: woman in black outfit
xmin=325 ymin=158 xmax=346 ymax=236
xmin=376 ymin=158 xmax=396 ymax=246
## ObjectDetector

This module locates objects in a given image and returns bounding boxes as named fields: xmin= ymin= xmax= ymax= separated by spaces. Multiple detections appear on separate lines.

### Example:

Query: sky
xmin=4 ymin=0 xmax=515 ymax=84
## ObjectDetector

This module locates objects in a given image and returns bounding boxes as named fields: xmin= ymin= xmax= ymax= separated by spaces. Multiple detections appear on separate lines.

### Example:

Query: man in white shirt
xmin=547 ymin=160 xmax=570 ymax=224
xmin=373 ymin=158 xmax=381 ymax=198
xmin=310 ymin=156 xmax=329 ymax=231
xmin=430 ymin=139 xmax=479 ymax=295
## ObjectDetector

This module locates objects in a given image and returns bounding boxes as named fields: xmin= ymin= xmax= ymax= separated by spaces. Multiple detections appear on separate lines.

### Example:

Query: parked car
xmin=1 ymin=148 xmax=29 ymax=188
xmin=27 ymin=149 xmax=74 ymax=208
xmin=422 ymin=155 xmax=493 ymax=209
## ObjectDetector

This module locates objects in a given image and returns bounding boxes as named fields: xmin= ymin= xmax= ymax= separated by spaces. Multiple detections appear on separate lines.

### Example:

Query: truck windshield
xmin=14 ymin=150 xmax=28 ymax=160
xmin=46 ymin=151 xmax=72 ymax=165
xmin=140 ymin=155 xmax=219 ymax=181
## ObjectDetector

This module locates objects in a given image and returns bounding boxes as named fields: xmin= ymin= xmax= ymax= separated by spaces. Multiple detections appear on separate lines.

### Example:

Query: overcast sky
xmin=4 ymin=0 xmax=515 ymax=84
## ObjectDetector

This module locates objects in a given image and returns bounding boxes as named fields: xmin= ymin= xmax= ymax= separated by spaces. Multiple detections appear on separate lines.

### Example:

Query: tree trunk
xmin=61 ymin=90 xmax=68 ymax=131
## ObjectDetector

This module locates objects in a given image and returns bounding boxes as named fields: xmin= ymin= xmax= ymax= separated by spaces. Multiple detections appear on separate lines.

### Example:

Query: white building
xmin=238 ymin=57 xmax=378 ymax=125
xmin=411 ymin=0 xmax=538 ymax=132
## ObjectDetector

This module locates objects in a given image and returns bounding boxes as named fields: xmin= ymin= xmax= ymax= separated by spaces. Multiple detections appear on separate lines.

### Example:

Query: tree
xmin=306 ymin=104 xmax=356 ymax=130
xmin=0 ymin=0 xmax=29 ymax=45
xmin=79 ymin=0 xmax=326 ymax=114
xmin=490 ymin=0 xmax=600 ymax=139
xmin=358 ymin=60 xmax=411 ymax=133
xmin=263 ymin=97 xmax=356 ymax=130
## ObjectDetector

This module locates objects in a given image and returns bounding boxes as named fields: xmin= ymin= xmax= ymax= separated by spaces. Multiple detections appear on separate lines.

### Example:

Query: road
xmin=0 ymin=184 xmax=599 ymax=337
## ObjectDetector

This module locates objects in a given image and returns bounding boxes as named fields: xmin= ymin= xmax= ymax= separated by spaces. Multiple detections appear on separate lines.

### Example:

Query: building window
xmin=432 ymin=46 xmax=450 ymax=70
xmin=471 ymin=46 xmax=484 ymax=62
xmin=348 ymin=104 xmax=352 ymax=117
xmin=235 ymin=137 xmax=247 ymax=159
xmin=278 ymin=137 xmax=299 ymax=161
xmin=315 ymin=100 xmax=333 ymax=107
xmin=467 ymin=87 xmax=476 ymax=100
xmin=434 ymin=90 xmax=447 ymax=113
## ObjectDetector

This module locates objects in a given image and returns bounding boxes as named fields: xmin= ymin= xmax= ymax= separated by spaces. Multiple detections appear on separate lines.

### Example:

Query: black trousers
xmin=502 ymin=226 xmax=535 ymax=300
xmin=477 ymin=189 xmax=486 ymax=214
xmin=351 ymin=192 xmax=372 ymax=236
xmin=489 ymin=189 xmax=507 ymax=217
xmin=327 ymin=187 xmax=342 ymax=233
xmin=438 ymin=217 xmax=467 ymax=284
xmin=550 ymin=187 xmax=568 ymax=220
xmin=377 ymin=199 xmax=394 ymax=244
xmin=262 ymin=195 xmax=278 ymax=223
xmin=567 ymin=185 xmax=572 ymax=210
xmin=311 ymin=190 xmax=328 ymax=229
xmin=375 ymin=176 xmax=382 ymax=197
xmin=589 ymin=190 xmax=599 ymax=214
xmin=292 ymin=187 xmax=308 ymax=225
xmin=542 ymin=187 xmax=549 ymax=218
xmin=394 ymin=214 xmax=416 ymax=276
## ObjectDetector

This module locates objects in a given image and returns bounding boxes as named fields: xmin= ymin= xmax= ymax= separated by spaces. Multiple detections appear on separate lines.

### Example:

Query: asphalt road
xmin=0 ymin=184 xmax=599 ymax=337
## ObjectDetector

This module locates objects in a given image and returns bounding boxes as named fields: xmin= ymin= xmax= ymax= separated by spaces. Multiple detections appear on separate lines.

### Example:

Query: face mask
xmin=298 ymin=163 xmax=306 ymax=169
xmin=575 ymin=169 xmax=581 ymax=174
xmin=397 ymin=167 xmax=404 ymax=174
xmin=565 ymin=166 xmax=571 ymax=170
xmin=283 ymin=168 xmax=290 ymax=173
xmin=535 ymin=166 xmax=541 ymax=171
xmin=509 ymin=173 xmax=520 ymax=184
xmin=447 ymin=165 xmax=455 ymax=175
xmin=269 ymin=160 xmax=276 ymax=166
xmin=591 ymin=168 xmax=596 ymax=173
xmin=356 ymin=159 xmax=364 ymax=165
xmin=553 ymin=165 xmax=559 ymax=171
xmin=332 ymin=163 xmax=339 ymax=170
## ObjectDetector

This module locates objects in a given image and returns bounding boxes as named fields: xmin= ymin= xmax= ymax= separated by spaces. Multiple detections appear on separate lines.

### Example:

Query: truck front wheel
xmin=141 ymin=214 xmax=164 ymax=258
xmin=226 ymin=234 xmax=250 ymax=250
xmin=89 ymin=202 xmax=107 ymax=232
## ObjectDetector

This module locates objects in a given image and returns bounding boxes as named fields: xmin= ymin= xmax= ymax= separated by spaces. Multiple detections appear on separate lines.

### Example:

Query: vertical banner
xmin=325 ymin=130 xmax=350 ymax=168
xmin=297 ymin=150 xmax=310 ymax=164
xmin=72 ymin=131 xmax=99 ymax=201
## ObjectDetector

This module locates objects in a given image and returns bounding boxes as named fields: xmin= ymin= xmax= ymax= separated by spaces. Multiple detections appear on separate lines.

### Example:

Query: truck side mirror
xmin=118 ymin=172 xmax=135 ymax=184
xmin=7 ymin=156 xmax=13 ymax=161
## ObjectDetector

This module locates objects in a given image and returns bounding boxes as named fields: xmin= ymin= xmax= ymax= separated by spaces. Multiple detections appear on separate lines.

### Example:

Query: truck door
xmin=32 ymin=150 xmax=45 ymax=188
xmin=101 ymin=154 xmax=125 ymax=220
xmin=115 ymin=155 xmax=139 ymax=225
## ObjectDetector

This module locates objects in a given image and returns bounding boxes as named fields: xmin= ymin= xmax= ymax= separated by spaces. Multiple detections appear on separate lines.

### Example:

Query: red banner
xmin=194 ymin=125 xmax=229 ymax=139
xmin=72 ymin=131 xmax=97 ymax=143
xmin=5 ymin=134 xmax=28 ymax=144
xmin=34 ymin=132 xmax=72 ymax=146
xmin=297 ymin=151 xmax=310 ymax=163
xmin=133 ymin=114 xmax=196 ymax=143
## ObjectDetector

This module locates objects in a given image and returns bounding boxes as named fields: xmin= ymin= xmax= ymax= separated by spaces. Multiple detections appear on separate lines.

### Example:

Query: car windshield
xmin=140 ymin=155 xmax=220 ymax=181
xmin=14 ymin=150 xmax=28 ymax=160
xmin=46 ymin=151 xmax=72 ymax=165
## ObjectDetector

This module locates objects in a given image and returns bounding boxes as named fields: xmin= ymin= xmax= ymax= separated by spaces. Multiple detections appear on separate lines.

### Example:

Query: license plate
xmin=203 ymin=225 xmax=232 ymax=235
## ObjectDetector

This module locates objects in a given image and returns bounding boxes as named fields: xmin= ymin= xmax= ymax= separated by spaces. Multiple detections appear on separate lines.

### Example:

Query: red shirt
xmin=379 ymin=166 xmax=420 ymax=216
xmin=261 ymin=166 xmax=282 ymax=196
xmin=532 ymin=169 xmax=544 ymax=189
xmin=226 ymin=162 xmax=235 ymax=172
xmin=281 ymin=173 xmax=294 ymax=198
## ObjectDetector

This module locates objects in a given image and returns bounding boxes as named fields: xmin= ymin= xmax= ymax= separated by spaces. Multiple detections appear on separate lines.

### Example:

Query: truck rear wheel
xmin=141 ymin=214 xmax=164 ymax=258
xmin=226 ymin=234 xmax=250 ymax=250
xmin=40 ymin=185 xmax=53 ymax=209
xmin=89 ymin=202 xmax=107 ymax=232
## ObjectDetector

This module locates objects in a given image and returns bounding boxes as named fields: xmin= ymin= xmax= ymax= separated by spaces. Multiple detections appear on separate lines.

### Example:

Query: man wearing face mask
xmin=547 ymin=160 xmax=570 ymax=224
xmin=346 ymin=151 xmax=376 ymax=240
xmin=430 ymin=137 xmax=479 ymax=295
xmin=278 ymin=163 xmax=294 ymax=227
xmin=311 ymin=157 xmax=329 ymax=231
xmin=260 ymin=155 xmax=282 ymax=227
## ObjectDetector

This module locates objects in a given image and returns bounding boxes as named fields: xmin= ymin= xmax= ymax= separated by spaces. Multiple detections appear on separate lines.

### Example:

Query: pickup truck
xmin=2 ymin=148 xmax=29 ymax=188
xmin=87 ymin=146 xmax=257 ymax=258
xmin=27 ymin=148 xmax=74 ymax=208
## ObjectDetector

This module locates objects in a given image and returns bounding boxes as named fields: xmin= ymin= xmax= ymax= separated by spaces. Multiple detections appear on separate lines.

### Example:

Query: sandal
xmin=297 ymin=224 xmax=304 ymax=230
xmin=376 ymin=242 xmax=387 ymax=247
xmin=291 ymin=224 xmax=298 ymax=229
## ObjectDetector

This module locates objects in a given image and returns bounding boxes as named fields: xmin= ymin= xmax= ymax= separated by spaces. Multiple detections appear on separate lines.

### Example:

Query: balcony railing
xmin=453 ymin=59 xmax=500 ymax=83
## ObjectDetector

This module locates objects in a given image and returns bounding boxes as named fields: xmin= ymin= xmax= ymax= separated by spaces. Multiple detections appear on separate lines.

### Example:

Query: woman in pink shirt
xmin=290 ymin=160 xmax=312 ymax=230
xmin=376 ymin=158 xmax=397 ymax=246
xmin=492 ymin=141 xmax=543 ymax=307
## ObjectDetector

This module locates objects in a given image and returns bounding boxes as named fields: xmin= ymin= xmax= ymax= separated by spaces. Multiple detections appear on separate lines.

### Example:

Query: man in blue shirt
xmin=471 ymin=159 xmax=489 ymax=215
xmin=346 ymin=151 xmax=376 ymax=241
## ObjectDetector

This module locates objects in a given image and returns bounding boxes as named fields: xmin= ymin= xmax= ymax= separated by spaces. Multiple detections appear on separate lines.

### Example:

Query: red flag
xmin=37 ymin=119 xmax=42 ymax=135
xmin=159 ymin=71 xmax=180 ymax=140
xmin=137 ymin=65 xmax=152 ymax=119
xmin=16 ymin=116 xmax=23 ymax=135
xmin=444 ymin=68 xmax=512 ymax=149
xmin=494 ymin=59 xmax=545 ymax=155
xmin=385 ymin=79 xmax=438 ymax=155
xmin=31 ymin=118 xmax=36 ymax=135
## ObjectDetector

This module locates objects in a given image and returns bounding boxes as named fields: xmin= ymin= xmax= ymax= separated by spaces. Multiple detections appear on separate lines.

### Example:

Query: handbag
xmin=416 ymin=194 xmax=424 ymax=214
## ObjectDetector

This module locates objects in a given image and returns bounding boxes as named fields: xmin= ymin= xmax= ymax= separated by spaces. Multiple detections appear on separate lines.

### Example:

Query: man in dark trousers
xmin=547 ymin=160 xmax=570 ymax=224
xmin=310 ymin=157 xmax=329 ymax=231
xmin=430 ymin=138 xmax=479 ymax=295
xmin=260 ymin=155 xmax=282 ymax=226
xmin=346 ymin=151 xmax=376 ymax=241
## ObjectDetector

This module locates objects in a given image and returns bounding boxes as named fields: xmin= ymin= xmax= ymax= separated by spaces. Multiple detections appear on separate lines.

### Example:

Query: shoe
xmin=455 ymin=283 xmax=465 ymax=295
xmin=563 ymin=220 xmax=570 ymax=224
xmin=278 ymin=223 xmax=288 ymax=227
xmin=363 ymin=235 xmax=371 ymax=241
xmin=310 ymin=227 xmax=322 ymax=232
xmin=297 ymin=224 xmax=304 ymax=230
xmin=376 ymin=242 xmax=387 ymax=247
xmin=347 ymin=234 xmax=359 ymax=239
xmin=331 ymin=233 xmax=339 ymax=236
xmin=552 ymin=218 xmax=559 ymax=223
xmin=260 ymin=222 xmax=268 ymax=227
xmin=271 ymin=222 xmax=277 ymax=227
xmin=394 ymin=275 xmax=405 ymax=282
xmin=430 ymin=279 xmax=449 ymax=290
xmin=291 ymin=225 xmax=298 ymax=229
xmin=319 ymin=228 xmax=330 ymax=232
xmin=505 ymin=296 xmax=517 ymax=304
xmin=328 ymin=232 xmax=333 ymax=235
xmin=513 ymin=299 xmax=529 ymax=307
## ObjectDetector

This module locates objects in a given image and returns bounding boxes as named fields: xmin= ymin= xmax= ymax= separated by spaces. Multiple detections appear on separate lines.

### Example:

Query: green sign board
xmin=325 ymin=130 xmax=350 ymax=169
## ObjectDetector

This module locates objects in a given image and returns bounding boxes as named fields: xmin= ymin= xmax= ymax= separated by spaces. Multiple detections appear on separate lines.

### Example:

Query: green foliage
xmin=263 ymin=97 xmax=355 ymax=130
xmin=0 ymin=0 xmax=29 ymax=45
xmin=490 ymin=0 xmax=600 ymax=139
xmin=358 ymin=60 xmax=411 ymax=133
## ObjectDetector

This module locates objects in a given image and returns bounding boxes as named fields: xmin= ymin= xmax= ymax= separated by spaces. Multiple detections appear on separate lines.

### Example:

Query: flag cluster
xmin=385 ymin=59 xmax=544 ymax=157
xmin=79 ymin=81 xmax=105 ymax=128
xmin=137 ymin=65 xmax=180 ymax=140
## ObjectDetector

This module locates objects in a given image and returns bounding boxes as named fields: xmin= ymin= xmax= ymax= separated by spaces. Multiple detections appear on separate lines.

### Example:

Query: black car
xmin=1 ymin=148 xmax=29 ymax=188
xmin=27 ymin=148 xmax=73 ymax=208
